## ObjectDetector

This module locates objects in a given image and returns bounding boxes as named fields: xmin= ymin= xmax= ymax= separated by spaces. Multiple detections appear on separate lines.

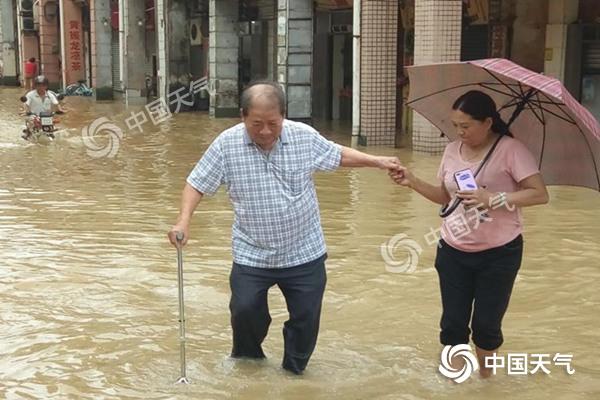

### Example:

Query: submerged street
xmin=0 ymin=88 xmax=599 ymax=399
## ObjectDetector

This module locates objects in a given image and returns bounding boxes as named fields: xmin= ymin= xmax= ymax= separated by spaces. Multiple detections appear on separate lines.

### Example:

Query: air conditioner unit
xmin=190 ymin=18 xmax=203 ymax=46
xmin=20 ymin=0 xmax=35 ymax=31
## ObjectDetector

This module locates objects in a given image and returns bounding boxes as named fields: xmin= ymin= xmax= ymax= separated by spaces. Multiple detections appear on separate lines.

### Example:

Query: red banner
xmin=68 ymin=20 xmax=82 ymax=72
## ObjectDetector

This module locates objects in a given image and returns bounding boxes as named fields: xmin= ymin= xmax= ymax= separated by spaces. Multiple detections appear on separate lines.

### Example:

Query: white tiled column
xmin=0 ymin=0 xmax=18 ymax=86
xmin=0 ymin=6 xmax=3 ymax=63
xmin=277 ymin=0 xmax=312 ymax=121
xmin=358 ymin=0 xmax=398 ymax=146
xmin=209 ymin=0 xmax=240 ymax=118
xmin=90 ymin=0 xmax=113 ymax=99
xmin=124 ymin=0 xmax=146 ymax=100
xmin=156 ymin=0 xmax=168 ymax=99
xmin=412 ymin=0 xmax=462 ymax=154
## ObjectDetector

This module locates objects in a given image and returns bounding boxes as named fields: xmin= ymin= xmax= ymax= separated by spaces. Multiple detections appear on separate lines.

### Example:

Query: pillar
xmin=277 ymin=0 xmax=312 ymax=121
xmin=0 ymin=6 xmax=3 ymax=78
xmin=40 ymin=0 xmax=61 ymax=90
xmin=124 ymin=0 xmax=146 ymax=100
xmin=412 ymin=0 xmax=462 ymax=154
xmin=0 ymin=0 xmax=18 ymax=85
xmin=510 ymin=0 xmax=549 ymax=73
xmin=544 ymin=0 xmax=578 ymax=81
xmin=90 ymin=0 xmax=113 ymax=99
xmin=257 ymin=0 xmax=277 ymax=81
xmin=156 ymin=0 xmax=168 ymax=99
xmin=167 ymin=0 xmax=188 ymax=89
xmin=209 ymin=0 xmax=239 ymax=118
xmin=60 ymin=0 xmax=85 ymax=87
xmin=15 ymin=0 xmax=40 ymax=87
xmin=352 ymin=0 xmax=361 ymax=136
xmin=358 ymin=0 xmax=398 ymax=146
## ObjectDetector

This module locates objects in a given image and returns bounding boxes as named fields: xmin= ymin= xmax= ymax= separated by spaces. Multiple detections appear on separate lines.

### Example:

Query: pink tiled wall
xmin=38 ymin=0 xmax=61 ymax=86
xmin=61 ymin=0 xmax=85 ymax=86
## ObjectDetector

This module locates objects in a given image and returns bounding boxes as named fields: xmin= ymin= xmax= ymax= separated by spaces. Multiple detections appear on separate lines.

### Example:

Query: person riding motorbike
xmin=22 ymin=75 xmax=65 ymax=140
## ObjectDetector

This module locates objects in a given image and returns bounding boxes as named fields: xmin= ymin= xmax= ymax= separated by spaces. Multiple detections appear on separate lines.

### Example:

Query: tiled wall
xmin=156 ymin=0 xmax=167 ymax=98
xmin=544 ymin=0 xmax=578 ymax=82
xmin=359 ymin=0 xmax=398 ymax=146
xmin=209 ymin=0 xmax=240 ymax=117
xmin=61 ymin=0 xmax=86 ymax=86
xmin=0 ymin=8 xmax=3 ymax=64
xmin=412 ymin=0 xmax=462 ymax=154
xmin=38 ymin=0 xmax=61 ymax=86
xmin=90 ymin=0 xmax=113 ymax=93
xmin=277 ymin=0 xmax=313 ymax=120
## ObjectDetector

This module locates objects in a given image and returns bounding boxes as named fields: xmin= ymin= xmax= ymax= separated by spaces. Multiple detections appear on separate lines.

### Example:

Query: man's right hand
xmin=168 ymin=184 xmax=204 ymax=248
xmin=374 ymin=156 xmax=402 ymax=170
xmin=168 ymin=223 xmax=190 ymax=247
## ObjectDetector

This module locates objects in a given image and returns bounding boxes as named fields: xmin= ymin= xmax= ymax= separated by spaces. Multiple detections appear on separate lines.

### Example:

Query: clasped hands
xmin=383 ymin=159 xmax=413 ymax=188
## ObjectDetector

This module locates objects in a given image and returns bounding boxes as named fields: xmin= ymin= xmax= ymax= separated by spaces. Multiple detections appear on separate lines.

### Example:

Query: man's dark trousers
xmin=229 ymin=254 xmax=327 ymax=374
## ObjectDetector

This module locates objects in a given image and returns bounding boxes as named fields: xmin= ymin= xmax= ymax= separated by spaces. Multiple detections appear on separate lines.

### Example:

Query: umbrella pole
xmin=175 ymin=231 xmax=190 ymax=384
xmin=507 ymin=88 xmax=536 ymax=127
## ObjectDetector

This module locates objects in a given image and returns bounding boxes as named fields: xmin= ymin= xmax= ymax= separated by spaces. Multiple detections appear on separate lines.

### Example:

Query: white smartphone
xmin=454 ymin=168 xmax=478 ymax=191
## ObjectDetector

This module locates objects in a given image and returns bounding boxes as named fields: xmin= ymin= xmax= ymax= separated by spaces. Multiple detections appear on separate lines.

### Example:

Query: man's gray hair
xmin=240 ymin=81 xmax=286 ymax=117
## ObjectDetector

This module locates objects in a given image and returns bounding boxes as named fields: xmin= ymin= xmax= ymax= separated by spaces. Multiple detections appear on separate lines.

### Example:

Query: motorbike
xmin=20 ymin=94 xmax=64 ymax=142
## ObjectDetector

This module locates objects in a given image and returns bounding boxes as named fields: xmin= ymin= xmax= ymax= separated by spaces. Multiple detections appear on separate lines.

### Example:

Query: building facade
xmin=0 ymin=0 xmax=19 ymax=85
xmin=1 ymin=0 xmax=598 ymax=152
xmin=355 ymin=0 xmax=600 ymax=152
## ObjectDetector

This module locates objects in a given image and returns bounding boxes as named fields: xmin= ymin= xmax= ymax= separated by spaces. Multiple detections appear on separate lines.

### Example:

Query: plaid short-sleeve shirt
xmin=187 ymin=120 xmax=342 ymax=268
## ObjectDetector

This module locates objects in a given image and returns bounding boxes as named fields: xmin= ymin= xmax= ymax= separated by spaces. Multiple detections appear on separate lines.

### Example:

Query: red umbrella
xmin=406 ymin=58 xmax=600 ymax=191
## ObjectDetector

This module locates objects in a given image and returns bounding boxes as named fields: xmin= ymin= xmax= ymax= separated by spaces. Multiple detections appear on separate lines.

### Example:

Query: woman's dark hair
xmin=452 ymin=90 xmax=512 ymax=137
xmin=28 ymin=57 xmax=36 ymax=63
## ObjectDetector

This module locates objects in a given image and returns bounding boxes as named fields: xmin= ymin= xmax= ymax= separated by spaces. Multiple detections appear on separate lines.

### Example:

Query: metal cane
xmin=175 ymin=231 xmax=190 ymax=384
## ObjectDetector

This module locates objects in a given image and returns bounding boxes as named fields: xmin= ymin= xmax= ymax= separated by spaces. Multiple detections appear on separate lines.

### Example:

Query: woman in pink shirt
xmin=390 ymin=90 xmax=549 ymax=378
xmin=24 ymin=58 xmax=37 ymax=90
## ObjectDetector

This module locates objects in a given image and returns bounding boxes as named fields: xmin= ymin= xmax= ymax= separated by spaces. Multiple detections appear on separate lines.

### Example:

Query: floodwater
xmin=0 ymin=87 xmax=599 ymax=400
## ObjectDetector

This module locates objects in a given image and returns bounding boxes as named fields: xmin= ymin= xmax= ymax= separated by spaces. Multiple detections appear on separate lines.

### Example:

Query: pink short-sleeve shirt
xmin=437 ymin=136 xmax=540 ymax=252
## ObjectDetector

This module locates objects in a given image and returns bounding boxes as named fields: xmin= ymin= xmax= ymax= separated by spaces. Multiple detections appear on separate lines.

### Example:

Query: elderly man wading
xmin=168 ymin=81 xmax=401 ymax=375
